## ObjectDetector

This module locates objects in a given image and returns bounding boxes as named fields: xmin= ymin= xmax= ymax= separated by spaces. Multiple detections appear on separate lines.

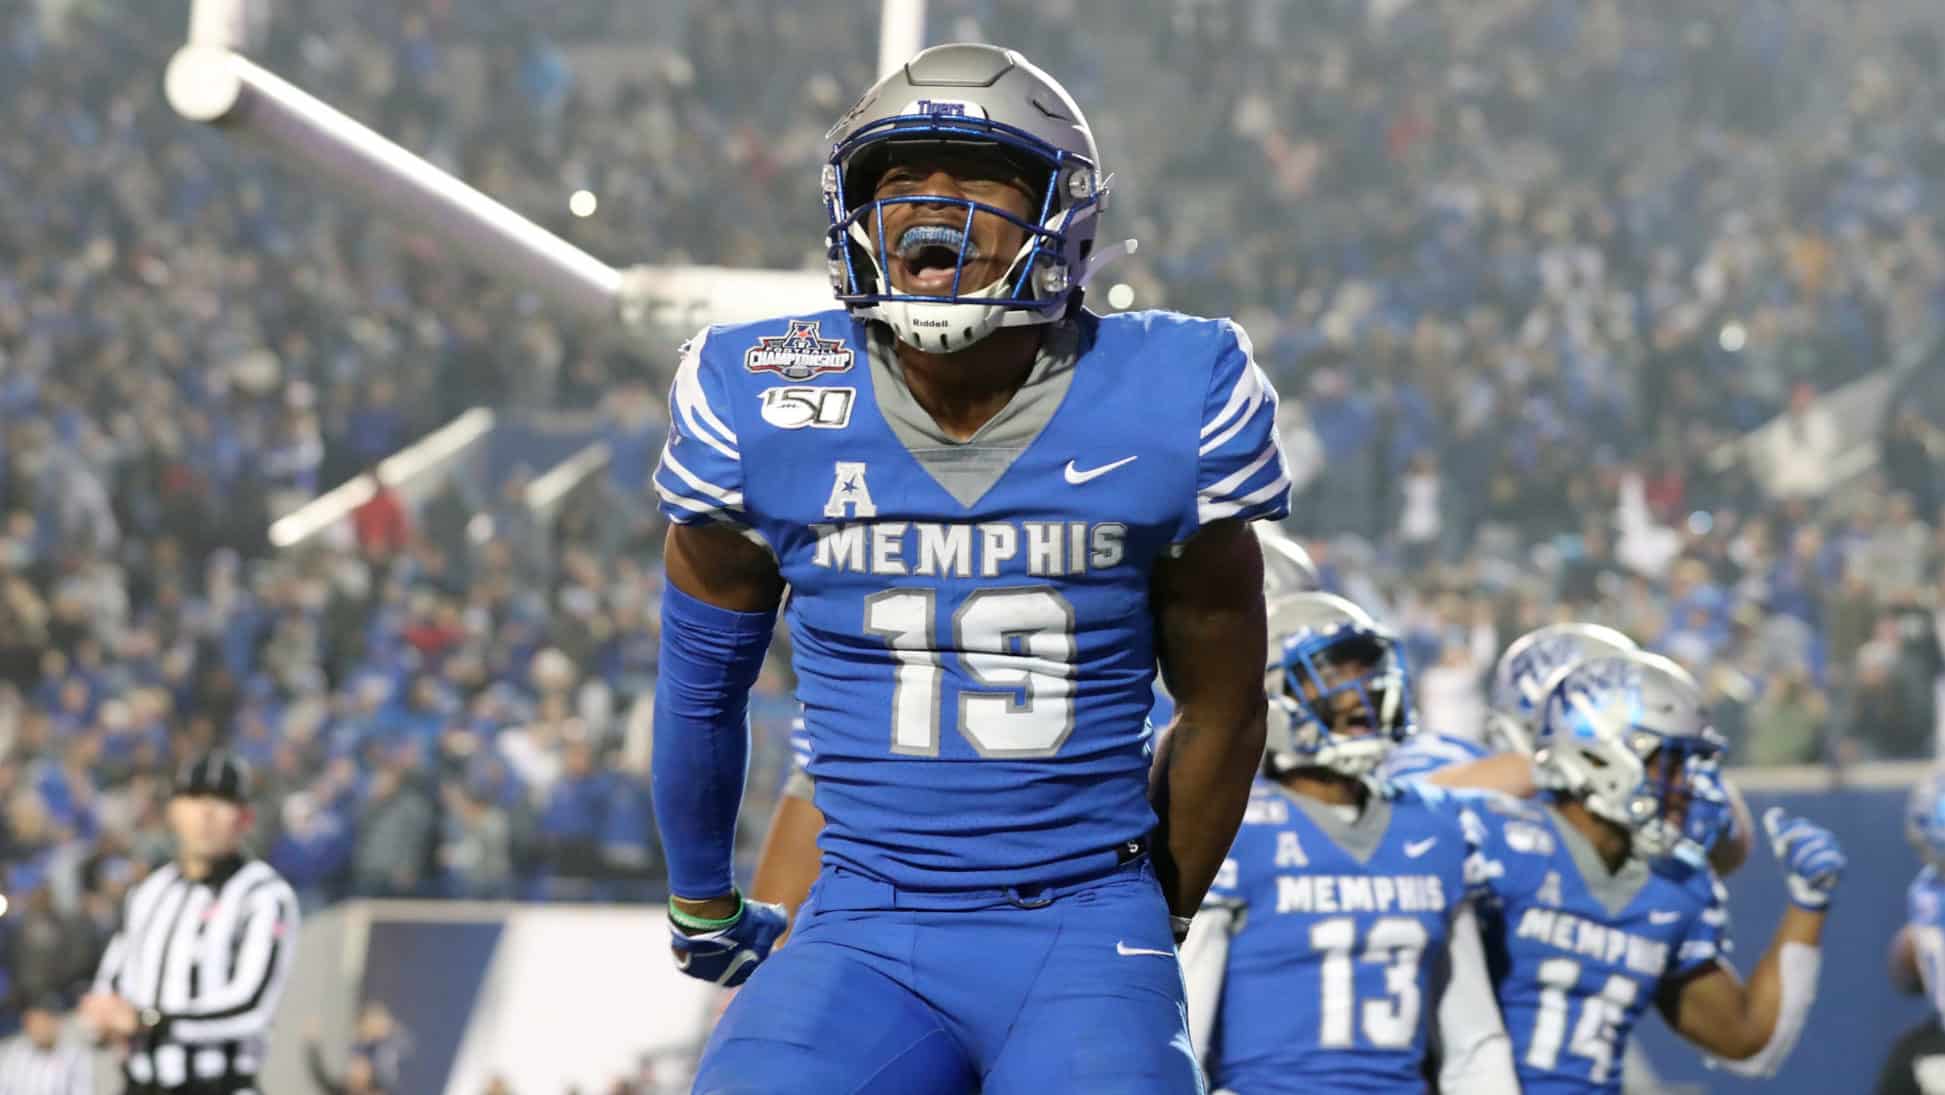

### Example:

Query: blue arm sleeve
xmin=652 ymin=583 xmax=778 ymax=898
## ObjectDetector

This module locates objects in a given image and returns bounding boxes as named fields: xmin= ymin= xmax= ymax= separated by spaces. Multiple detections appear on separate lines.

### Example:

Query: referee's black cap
xmin=173 ymin=750 xmax=253 ymax=804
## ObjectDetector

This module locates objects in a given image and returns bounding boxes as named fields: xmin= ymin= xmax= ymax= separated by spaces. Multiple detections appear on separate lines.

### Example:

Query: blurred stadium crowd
xmin=5 ymin=0 xmax=1945 ymax=1084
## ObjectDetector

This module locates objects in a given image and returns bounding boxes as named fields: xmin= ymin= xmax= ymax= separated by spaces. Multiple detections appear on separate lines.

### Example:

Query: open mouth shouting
xmin=892 ymin=223 xmax=986 ymax=293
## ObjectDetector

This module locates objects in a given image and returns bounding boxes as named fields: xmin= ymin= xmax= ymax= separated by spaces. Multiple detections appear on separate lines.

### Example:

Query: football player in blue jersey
xmin=1180 ymin=592 xmax=1517 ymax=1093
xmin=1393 ymin=622 xmax=1753 ymax=877
xmin=1464 ymin=650 xmax=1845 ymax=1093
xmin=650 ymin=43 xmax=1290 ymax=1093
xmin=748 ymin=524 xmax=1320 ymax=932
xmin=1382 ymin=623 xmax=1641 ymax=797
xmin=1879 ymin=767 xmax=1945 ymax=1094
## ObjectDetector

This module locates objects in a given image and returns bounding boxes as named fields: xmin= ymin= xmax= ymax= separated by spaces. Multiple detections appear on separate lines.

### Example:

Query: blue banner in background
xmin=361 ymin=919 xmax=506 ymax=1095
xmin=1636 ymin=787 xmax=1927 ymax=1092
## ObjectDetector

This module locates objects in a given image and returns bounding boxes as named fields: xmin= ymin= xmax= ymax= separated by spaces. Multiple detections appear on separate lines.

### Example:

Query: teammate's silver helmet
xmin=1265 ymin=593 xmax=1413 ymax=780
xmin=1256 ymin=523 xmax=1321 ymax=601
xmin=1486 ymin=622 xmax=1638 ymax=756
xmin=824 ymin=44 xmax=1111 ymax=353
xmin=1533 ymin=651 xmax=1725 ymax=861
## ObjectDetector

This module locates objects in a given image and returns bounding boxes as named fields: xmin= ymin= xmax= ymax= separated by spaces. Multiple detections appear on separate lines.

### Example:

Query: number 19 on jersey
xmin=865 ymin=587 xmax=1078 ymax=758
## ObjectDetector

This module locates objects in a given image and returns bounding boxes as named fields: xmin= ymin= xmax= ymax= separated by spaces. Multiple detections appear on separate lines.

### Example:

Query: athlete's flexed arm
xmin=652 ymin=521 xmax=791 ymax=984
xmin=1150 ymin=518 xmax=1270 ymax=929
xmin=1655 ymin=809 xmax=1845 ymax=1075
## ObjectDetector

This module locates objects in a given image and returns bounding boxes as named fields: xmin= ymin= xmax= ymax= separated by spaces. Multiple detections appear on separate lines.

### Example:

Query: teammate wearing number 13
xmin=1180 ymin=593 xmax=1518 ymax=1093
xmin=650 ymin=43 xmax=1288 ymax=1093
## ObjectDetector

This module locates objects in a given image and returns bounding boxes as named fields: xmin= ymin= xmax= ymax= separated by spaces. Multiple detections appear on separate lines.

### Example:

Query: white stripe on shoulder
xmin=1199 ymin=322 xmax=1266 ymax=440
xmin=1200 ymin=373 xmax=1269 ymax=457
xmin=671 ymin=332 xmax=740 ymax=460
xmin=1198 ymin=464 xmax=1291 ymax=524
xmin=658 ymin=444 xmax=745 ymax=507
xmin=655 ymin=481 xmax=733 ymax=517
xmin=1198 ymin=484 xmax=1288 ymax=524
xmin=1200 ymin=442 xmax=1278 ymax=500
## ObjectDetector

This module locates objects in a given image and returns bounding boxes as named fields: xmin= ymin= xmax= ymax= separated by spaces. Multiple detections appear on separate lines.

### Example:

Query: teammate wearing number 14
xmin=650 ymin=43 xmax=1288 ymax=1093
xmin=1465 ymin=650 xmax=1847 ymax=1093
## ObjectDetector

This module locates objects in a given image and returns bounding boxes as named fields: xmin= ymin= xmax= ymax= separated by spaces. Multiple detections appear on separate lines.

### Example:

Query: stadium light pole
xmin=164 ymin=45 xmax=622 ymax=326
xmin=165 ymin=2 xmax=926 ymax=330
xmin=879 ymin=0 xmax=926 ymax=76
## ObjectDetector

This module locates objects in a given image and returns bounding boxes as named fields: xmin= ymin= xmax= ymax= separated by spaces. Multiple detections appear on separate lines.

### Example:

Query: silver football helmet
xmin=823 ymin=44 xmax=1116 ymax=353
xmin=1533 ymin=651 xmax=1727 ymax=862
xmin=1486 ymin=622 xmax=1638 ymax=756
xmin=1256 ymin=523 xmax=1321 ymax=601
xmin=1264 ymin=593 xmax=1414 ymax=781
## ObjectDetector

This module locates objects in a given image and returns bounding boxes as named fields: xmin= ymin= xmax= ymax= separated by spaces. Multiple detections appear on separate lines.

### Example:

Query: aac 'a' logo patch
xmin=745 ymin=320 xmax=854 ymax=381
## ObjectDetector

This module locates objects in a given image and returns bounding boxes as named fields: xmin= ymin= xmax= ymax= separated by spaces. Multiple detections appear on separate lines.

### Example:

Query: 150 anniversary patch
xmin=761 ymin=386 xmax=855 ymax=430
xmin=744 ymin=320 xmax=854 ymax=381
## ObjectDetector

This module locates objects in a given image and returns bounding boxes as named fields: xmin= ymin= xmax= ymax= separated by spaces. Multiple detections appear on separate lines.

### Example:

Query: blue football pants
xmin=692 ymin=857 xmax=1204 ymax=1094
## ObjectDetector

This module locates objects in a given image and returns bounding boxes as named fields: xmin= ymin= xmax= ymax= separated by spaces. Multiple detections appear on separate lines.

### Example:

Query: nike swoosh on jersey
xmin=1064 ymin=456 xmax=1138 ymax=484
xmin=1116 ymin=941 xmax=1175 ymax=958
xmin=1648 ymin=910 xmax=1682 ymax=924
xmin=1404 ymin=837 xmax=1438 ymax=858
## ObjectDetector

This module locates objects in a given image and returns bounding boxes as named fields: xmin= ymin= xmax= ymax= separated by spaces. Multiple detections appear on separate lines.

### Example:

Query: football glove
xmin=668 ymin=894 xmax=789 ymax=986
xmin=1763 ymin=807 xmax=1845 ymax=910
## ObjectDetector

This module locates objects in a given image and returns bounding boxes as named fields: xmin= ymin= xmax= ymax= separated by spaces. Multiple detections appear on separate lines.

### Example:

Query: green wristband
xmin=669 ymin=893 xmax=745 ymax=931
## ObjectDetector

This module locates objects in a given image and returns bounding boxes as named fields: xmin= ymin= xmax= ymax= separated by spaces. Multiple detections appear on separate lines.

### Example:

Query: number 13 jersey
xmin=1201 ymin=780 xmax=1477 ymax=1093
xmin=654 ymin=308 xmax=1290 ymax=890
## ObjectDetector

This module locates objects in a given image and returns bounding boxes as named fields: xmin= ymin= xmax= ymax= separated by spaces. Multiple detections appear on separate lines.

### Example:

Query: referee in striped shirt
xmin=79 ymin=751 xmax=300 ymax=1094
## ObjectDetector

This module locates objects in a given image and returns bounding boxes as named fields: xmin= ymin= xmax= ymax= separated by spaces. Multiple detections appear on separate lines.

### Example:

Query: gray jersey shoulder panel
xmin=1545 ymin=805 xmax=1652 ymax=917
xmin=866 ymin=320 xmax=1081 ymax=508
xmin=1276 ymin=782 xmax=1395 ymax=866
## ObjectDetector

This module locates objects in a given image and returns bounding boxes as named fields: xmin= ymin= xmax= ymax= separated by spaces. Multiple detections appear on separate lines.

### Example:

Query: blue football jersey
xmin=654 ymin=308 xmax=1290 ymax=889
xmin=1907 ymin=867 xmax=1945 ymax=1016
xmin=1202 ymin=779 xmax=1473 ymax=1093
xmin=788 ymin=689 xmax=1175 ymax=795
xmin=1463 ymin=796 xmax=1729 ymax=1094
xmin=1378 ymin=732 xmax=1491 ymax=784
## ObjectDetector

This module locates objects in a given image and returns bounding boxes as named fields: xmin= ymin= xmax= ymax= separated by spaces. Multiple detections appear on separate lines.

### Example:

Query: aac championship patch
xmin=745 ymin=320 xmax=854 ymax=381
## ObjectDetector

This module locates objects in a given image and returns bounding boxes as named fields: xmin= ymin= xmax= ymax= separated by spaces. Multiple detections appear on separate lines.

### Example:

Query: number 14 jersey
xmin=653 ymin=308 xmax=1290 ymax=890
xmin=1462 ymin=795 xmax=1729 ymax=1094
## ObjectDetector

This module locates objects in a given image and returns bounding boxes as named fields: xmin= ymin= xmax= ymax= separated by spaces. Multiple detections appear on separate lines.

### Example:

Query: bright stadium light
xmin=569 ymin=189 xmax=598 ymax=218
xmin=1106 ymin=282 xmax=1135 ymax=310
xmin=1719 ymin=321 xmax=1747 ymax=352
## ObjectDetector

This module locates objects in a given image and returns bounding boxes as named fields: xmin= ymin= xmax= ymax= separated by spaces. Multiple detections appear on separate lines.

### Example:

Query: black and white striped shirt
xmin=92 ymin=856 xmax=299 ymax=1092
xmin=0 ymin=1037 xmax=92 ymax=1095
